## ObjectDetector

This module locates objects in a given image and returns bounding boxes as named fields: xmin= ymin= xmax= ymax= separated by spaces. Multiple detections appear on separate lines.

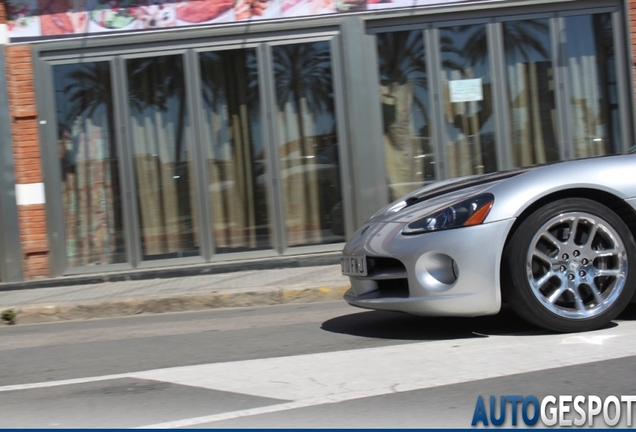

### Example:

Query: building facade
xmin=0 ymin=0 xmax=634 ymax=281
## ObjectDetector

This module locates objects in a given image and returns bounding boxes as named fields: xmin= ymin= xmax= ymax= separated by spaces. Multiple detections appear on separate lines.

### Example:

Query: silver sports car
xmin=341 ymin=154 xmax=636 ymax=332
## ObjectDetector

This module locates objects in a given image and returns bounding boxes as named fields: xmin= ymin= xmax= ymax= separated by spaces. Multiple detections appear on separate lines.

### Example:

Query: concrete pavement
xmin=0 ymin=263 xmax=350 ymax=325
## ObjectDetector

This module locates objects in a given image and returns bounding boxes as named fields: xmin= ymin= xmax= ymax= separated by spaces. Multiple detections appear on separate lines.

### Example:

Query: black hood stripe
xmin=405 ymin=167 xmax=533 ymax=208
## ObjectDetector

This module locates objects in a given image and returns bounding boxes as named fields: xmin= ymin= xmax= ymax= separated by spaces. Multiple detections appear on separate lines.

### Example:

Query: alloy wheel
xmin=526 ymin=212 xmax=628 ymax=320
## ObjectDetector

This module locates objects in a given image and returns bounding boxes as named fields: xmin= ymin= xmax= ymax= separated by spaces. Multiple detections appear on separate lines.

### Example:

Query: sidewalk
xmin=0 ymin=264 xmax=350 ymax=325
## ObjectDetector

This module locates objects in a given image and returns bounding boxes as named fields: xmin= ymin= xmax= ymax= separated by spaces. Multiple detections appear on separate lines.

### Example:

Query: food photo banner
xmin=6 ymin=0 xmax=500 ymax=41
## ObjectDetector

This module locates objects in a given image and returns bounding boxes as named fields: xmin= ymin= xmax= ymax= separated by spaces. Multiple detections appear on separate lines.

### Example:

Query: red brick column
xmin=631 ymin=0 xmax=636 ymax=94
xmin=0 ymin=1 xmax=6 ymax=24
xmin=4 ymin=44 xmax=51 ymax=279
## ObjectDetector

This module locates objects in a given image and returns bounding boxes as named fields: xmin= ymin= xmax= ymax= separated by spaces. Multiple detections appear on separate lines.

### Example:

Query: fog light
xmin=415 ymin=253 xmax=458 ymax=292
xmin=452 ymin=259 xmax=460 ymax=280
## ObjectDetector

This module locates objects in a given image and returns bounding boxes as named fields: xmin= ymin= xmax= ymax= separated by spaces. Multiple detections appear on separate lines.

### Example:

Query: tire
xmin=502 ymin=198 xmax=636 ymax=333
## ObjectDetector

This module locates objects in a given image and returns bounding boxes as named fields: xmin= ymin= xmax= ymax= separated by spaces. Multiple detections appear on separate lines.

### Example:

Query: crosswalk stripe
xmin=135 ymin=321 xmax=636 ymax=427
xmin=133 ymin=322 xmax=636 ymax=402
xmin=0 ymin=373 xmax=133 ymax=392
xmin=2 ymin=320 xmax=636 ymax=428
xmin=137 ymin=402 xmax=319 ymax=429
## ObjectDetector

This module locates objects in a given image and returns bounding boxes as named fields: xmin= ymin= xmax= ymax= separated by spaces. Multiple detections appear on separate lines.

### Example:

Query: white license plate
xmin=341 ymin=255 xmax=368 ymax=277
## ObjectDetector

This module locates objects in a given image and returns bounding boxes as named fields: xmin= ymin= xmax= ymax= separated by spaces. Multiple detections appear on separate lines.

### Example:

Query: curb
xmin=1 ymin=284 xmax=351 ymax=325
xmin=0 ymin=253 xmax=341 ymax=292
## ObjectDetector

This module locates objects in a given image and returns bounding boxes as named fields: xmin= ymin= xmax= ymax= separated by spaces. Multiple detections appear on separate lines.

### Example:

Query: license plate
xmin=341 ymin=255 xmax=368 ymax=277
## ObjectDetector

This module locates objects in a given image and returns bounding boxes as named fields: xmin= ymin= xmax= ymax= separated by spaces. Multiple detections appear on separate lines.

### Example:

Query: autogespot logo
xmin=471 ymin=395 xmax=636 ymax=427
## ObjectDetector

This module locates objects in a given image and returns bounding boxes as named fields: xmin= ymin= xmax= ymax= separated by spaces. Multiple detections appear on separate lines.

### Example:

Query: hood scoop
xmin=404 ymin=167 xmax=531 ymax=208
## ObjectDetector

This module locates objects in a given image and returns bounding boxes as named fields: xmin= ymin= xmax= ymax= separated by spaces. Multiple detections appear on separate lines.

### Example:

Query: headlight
xmin=402 ymin=194 xmax=494 ymax=235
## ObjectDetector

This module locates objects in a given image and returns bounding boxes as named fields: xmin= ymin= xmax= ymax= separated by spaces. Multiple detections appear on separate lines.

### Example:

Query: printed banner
xmin=5 ymin=0 xmax=495 ymax=41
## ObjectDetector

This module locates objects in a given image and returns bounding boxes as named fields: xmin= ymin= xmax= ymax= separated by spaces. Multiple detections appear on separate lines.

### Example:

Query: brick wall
xmin=632 ymin=0 xmax=636 ymax=94
xmin=0 ymin=1 xmax=6 ymax=24
xmin=4 ymin=45 xmax=51 ymax=279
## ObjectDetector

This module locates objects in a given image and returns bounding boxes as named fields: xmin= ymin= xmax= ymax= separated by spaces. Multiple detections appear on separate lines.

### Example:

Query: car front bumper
xmin=342 ymin=218 xmax=516 ymax=317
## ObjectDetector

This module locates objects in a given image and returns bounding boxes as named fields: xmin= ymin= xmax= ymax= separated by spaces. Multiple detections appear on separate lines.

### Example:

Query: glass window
xmin=53 ymin=62 xmax=126 ymax=267
xmin=376 ymin=30 xmax=433 ymax=202
xmin=440 ymin=24 xmax=498 ymax=177
xmin=564 ymin=13 xmax=621 ymax=158
xmin=126 ymin=55 xmax=199 ymax=260
xmin=199 ymin=49 xmax=271 ymax=253
xmin=272 ymin=41 xmax=345 ymax=246
xmin=504 ymin=19 xmax=559 ymax=167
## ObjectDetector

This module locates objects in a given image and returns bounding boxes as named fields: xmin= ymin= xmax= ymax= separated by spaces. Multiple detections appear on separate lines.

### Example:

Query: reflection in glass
xmin=199 ymin=49 xmax=271 ymax=253
xmin=127 ymin=55 xmax=199 ymax=260
xmin=504 ymin=19 xmax=559 ymax=167
xmin=440 ymin=24 xmax=497 ymax=177
xmin=53 ymin=62 xmax=126 ymax=267
xmin=273 ymin=42 xmax=345 ymax=246
xmin=565 ymin=14 xmax=620 ymax=158
xmin=376 ymin=30 xmax=433 ymax=202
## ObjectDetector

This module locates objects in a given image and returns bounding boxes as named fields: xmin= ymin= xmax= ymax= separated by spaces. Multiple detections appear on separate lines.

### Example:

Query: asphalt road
xmin=1 ymin=301 xmax=636 ymax=428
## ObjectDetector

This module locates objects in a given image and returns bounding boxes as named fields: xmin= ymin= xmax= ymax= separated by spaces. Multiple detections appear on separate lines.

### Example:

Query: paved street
xmin=1 ymin=300 xmax=636 ymax=428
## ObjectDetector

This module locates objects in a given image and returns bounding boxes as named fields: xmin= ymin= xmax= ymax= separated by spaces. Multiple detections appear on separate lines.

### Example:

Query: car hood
xmin=363 ymin=154 xmax=636 ymax=228
xmin=368 ymin=167 xmax=534 ymax=224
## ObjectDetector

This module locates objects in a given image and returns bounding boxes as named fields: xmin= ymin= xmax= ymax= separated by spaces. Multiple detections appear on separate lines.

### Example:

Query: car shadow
xmin=321 ymin=304 xmax=626 ymax=341
xmin=616 ymin=303 xmax=636 ymax=321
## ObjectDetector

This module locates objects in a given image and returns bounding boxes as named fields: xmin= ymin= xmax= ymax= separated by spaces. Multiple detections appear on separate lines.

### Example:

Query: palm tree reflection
xmin=56 ymin=62 xmax=124 ymax=265
xmin=273 ymin=42 xmax=334 ymax=156
xmin=377 ymin=31 xmax=429 ymax=133
xmin=376 ymin=30 xmax=432 ymax=199
xmin=126 ymin=55 xmax=198 ymax=257
xmin=273 ymin=42 xmax=342 ymax=244
xmin=198 ymin=49 xmax=271 ymax=251
xmin=375 ymin=22 xmax=552 ymax=188
xmin=457 ymin=20 xmax=549 ymax=66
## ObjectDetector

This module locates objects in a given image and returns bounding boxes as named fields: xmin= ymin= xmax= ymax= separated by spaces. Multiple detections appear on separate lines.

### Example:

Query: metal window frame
xmin=117 ymin=49 xmax=208 ymax=269
xmin=614 ymin=8 xmax=633 ymax=153
xmin=361 ymin=0 xmax=622 ymax=26
xmin=0 ymin=48 xmax=24 ymax=282
xmin=329 ymin=34 xmax=358 ymax=240
xmin=26 ymin=0 xmax=634 ymax=276
xmin=259 ymin=42 xmax=285 ymax=255
xmin=263 ymin=34 xmax=350 ymax=253
xmin=488 ymin=21 xmax=512 ymax=171
xmin=493 ymin=12 xmax=560 ymax=169
xmin=185 ymin=47 xmax=213 ymax=262
xmin=556 ymin=5 xmax=626 ymax=160
xmin=428 ymin=27 xmax=449 ymax=181
xmin=552 ymin=16 xmax=571 ymax=161
xmin=622 ymin=0 xmax=636 ymax=153
xmin=365 ymin=25 xmax=445 ymax=185
xmin=433 ymin=19 xmax=502 ymax=178
xmin=361 ymin=0 xmax=629 ymax=196
xmin=35 ymin=29 xmax=350 ymax=276
xmin=36 ymin=56 xmax=135 ymax=277
xmin=339 ymin=16 xmax=388 ymax=227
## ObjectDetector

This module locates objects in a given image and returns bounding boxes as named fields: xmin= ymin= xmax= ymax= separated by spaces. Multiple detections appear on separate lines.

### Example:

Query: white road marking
xmin=0 ymin=373 xmax=133 ymax=392
xmin=133 ymin=324 xmax=636 ymax=402
xmin=136 ymin=402 xmax=319 ymax=429
xmin=561 ymin=334 xmax=619 ymax=345
xmin=3 ymin=321 xmax=636 ymax=428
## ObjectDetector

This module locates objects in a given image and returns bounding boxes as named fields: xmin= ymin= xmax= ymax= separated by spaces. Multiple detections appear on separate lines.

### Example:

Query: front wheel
xmin=502 ymin=198 xmax=636 ymax=332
